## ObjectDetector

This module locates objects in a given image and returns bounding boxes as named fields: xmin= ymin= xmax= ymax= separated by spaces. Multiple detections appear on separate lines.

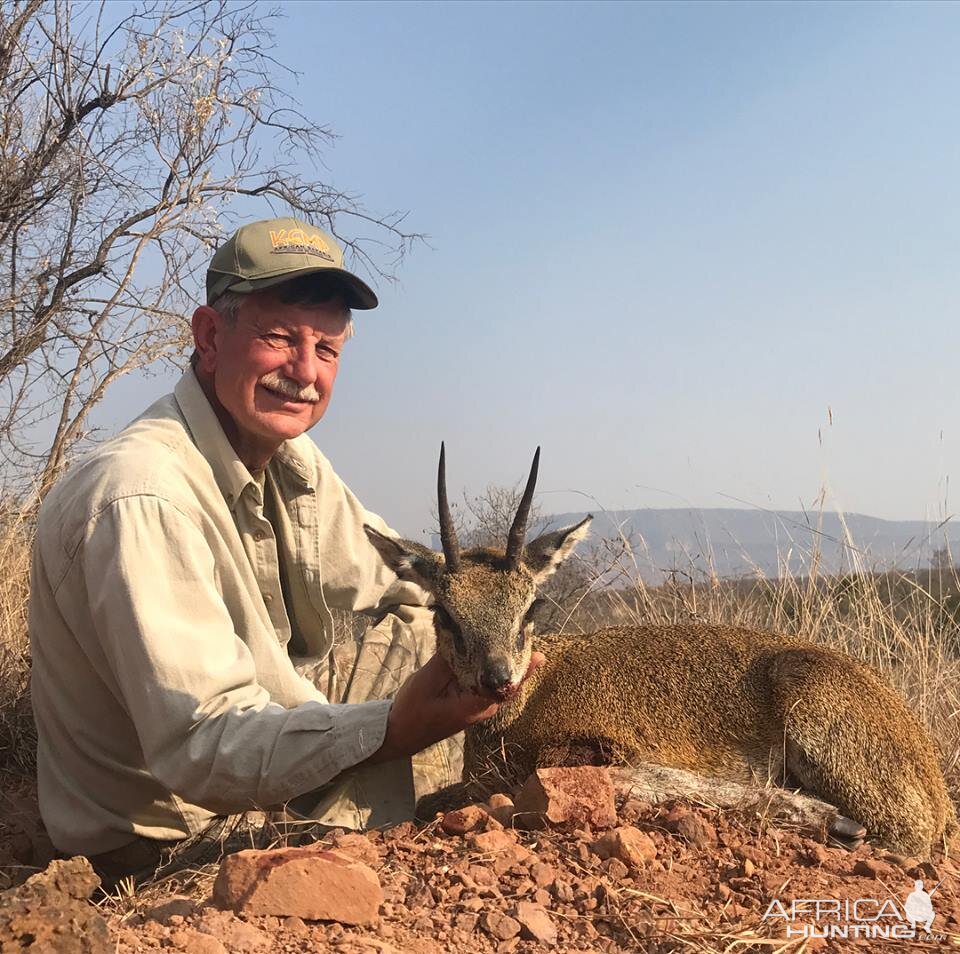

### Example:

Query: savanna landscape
xmin=3 ymin=1 xmax=960 ymax=952
xmin=2 ymin=497 xmax=960 ymax=951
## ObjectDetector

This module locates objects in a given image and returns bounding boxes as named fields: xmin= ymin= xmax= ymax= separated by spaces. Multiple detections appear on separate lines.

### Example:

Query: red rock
xmin=466 ymin=863 xmax=498 ymax=887
xmin=853 ymin=858 xmax=885 ymax=879
xmin=487 ymin=793 xmax=516 ymax=827
xmin=493 ymin=843 xmax=534 ymax=874
xmin=168 ymin=928 xmax=227 ymax=954
xmin=736 ymin=846 xmax=763 ymax=864
xmin=674 ymin=813 xmax=717 ymax=847
xmin=143 ymin=895 xmax=197 ymax=924
xmin=329 ymin=832 xmax=381 ymax=867
xmin=193 ymin=911 xmax=270 ymax=953
xmin=554 ymin=880 xmax=575 ymax=902
xmin=212 ymin=846 xmax=382 ymax=925
xmin=508 ymin=843 xmax=535 ymax=864
xmin=467 ymin=829 xmax=519 ymax=853
xmin=513 ymin=768 xmax=617 ymax=830
xmin=405 ymin=881 xmax=435 ymax=909
xmin=576 ymin=919 xmax=599 ymax=939
xmin=441 ymin=805 xmax=490 ymax=836
xmin=0 ymin=856 xmax=109 ymax=954
xmin=480 ymin=910 xmax=521 ymax=940
xmin=591 ymin=826 xmax=657 ymax=868
xmin=805 ymin=844 xmax=830 ymax=866
xmin=663 ymin=805 xmax=690 ymax=829
xmin=531 ymin=863 xmax=557 ymax=888
xmin=619 ymin=798 xmax=651 ymax=822
xmin=514 ymin=901 xmax=557 ymax=944
xmin=382 ymin=821 xmax=418 ymax=841
xmin=603 ymin=857 xmax=629 ymax=880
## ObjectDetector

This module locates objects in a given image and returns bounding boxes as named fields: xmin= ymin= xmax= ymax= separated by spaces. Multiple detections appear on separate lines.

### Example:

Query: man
xmin=29 ymin=217 xmax=538 ymax=880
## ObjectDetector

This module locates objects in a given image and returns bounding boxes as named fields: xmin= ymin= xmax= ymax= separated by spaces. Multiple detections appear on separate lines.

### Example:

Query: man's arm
xmin=78 ymin=493 xmax=389 ymax=814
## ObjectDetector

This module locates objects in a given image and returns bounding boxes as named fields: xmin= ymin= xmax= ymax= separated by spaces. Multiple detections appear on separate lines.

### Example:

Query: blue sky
xmin=98 ymin=1 xmax=960 ymax=538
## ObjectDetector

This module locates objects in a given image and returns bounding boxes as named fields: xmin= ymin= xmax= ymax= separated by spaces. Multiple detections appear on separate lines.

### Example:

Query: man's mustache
xmin=259 ymin=371 xmax=320 ymax=403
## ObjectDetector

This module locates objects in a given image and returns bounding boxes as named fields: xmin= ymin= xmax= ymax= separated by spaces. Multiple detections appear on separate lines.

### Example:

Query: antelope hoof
xmin=828 ymin=814 xmax=867 ymax=849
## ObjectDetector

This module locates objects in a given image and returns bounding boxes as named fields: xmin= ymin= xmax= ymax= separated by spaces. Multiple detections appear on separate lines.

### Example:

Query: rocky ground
xmin=1 ymin=767 xmax=958 ymax=953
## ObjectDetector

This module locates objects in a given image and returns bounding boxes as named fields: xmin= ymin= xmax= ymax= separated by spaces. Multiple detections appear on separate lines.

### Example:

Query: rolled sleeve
xmin=81 ymin=494 xmax=390 ymax=813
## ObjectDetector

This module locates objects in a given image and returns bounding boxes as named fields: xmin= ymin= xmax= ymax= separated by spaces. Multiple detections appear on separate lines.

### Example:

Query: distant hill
xmin=533 ymin=508 xmax=960 ymax=580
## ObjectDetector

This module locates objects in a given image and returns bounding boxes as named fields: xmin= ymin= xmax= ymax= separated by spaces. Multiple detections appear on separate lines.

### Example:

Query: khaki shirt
xmin=29 ymin=370 xmax=423 ymax=855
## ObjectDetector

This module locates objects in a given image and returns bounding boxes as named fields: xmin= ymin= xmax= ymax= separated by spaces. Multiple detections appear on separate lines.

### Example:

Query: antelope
xmin=364 ymin=447 xmax=956 ymax=856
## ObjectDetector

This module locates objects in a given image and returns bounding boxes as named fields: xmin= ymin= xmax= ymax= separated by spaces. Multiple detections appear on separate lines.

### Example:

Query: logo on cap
xmin=268 ymin=227 xmax=335 ymax=262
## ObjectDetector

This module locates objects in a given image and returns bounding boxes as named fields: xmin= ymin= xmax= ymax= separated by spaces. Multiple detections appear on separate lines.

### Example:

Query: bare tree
xmin=0 ymin=0 xmax=419 ymax=501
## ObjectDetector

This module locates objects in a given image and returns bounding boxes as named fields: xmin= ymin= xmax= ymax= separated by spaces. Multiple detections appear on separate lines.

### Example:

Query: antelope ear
xmin=523 ymin=515 xmax=592 ymax=583
xmin=364 ymin=525 xmax=442 ymax=590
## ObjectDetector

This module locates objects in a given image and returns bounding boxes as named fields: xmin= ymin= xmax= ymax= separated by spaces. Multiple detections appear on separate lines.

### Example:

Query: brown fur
xmin=365 ymin=495 xmax=957 ymax=857
xmin=466 ymin=624 xmax=955 ymax=855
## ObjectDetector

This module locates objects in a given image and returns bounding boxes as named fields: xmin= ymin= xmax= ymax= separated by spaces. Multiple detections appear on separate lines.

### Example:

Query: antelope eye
xmin=430 ymin=604 xmax=466 ymax=654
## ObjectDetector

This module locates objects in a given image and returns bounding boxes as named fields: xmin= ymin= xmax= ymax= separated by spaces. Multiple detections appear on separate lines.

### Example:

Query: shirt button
xmin=263 ymin=593 xmax=274 ymax=604
xmin=253 ymin=529 xmax=266 ymax=542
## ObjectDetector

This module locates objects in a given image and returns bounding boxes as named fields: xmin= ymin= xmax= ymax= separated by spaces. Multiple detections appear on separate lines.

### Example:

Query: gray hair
xmin=209 ymin=288 xmax=355 ymax=339
xmin=190 ymin=282 xmax=356 ymax=367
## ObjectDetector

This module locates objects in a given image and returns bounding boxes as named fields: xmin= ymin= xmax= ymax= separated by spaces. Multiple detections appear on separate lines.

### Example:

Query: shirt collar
xmin=173 ymin=369 xmax=317 ymax=508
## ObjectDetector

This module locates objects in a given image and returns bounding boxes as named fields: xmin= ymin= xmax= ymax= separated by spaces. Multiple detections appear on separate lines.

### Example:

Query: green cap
xmin=206 ymin=216 xmax=378 ymax=309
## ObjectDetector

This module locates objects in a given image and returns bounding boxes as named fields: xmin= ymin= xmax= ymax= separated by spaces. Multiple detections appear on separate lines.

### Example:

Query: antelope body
xmin=365 ymin=448 xmax=956 ymax=857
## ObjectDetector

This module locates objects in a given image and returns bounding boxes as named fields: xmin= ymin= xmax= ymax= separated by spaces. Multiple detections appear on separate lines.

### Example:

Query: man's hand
xmin=367 ymin=652 xmax=546 ymax=764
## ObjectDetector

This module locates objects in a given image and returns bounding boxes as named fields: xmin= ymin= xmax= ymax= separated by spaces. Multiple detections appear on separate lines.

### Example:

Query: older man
xmin=28 ymin=218 xmax=526 ymax=881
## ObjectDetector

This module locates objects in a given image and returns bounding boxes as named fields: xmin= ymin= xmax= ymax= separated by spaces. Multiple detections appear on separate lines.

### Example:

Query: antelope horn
xmin=437 ymin=442 xmax=461 ymax=572
xmin=504 ymin=447 xmax=540 ymax=569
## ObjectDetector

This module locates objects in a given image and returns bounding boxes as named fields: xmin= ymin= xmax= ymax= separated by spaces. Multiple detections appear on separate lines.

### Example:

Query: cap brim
xmin=211 ymin=267 xmax=378 ymax=310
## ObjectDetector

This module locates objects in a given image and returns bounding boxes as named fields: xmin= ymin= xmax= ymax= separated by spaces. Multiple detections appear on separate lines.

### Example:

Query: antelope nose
xmin=480 ymin=659 xmax=513 ymax=693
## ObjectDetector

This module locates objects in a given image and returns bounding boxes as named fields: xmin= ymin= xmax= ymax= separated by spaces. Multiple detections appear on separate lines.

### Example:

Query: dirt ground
xmin=3 ymin=773 xmax=957 ymax=954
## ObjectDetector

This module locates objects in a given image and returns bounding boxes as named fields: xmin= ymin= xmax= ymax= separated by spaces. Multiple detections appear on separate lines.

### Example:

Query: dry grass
xmin=0 ymin=503 xmax=34 ymax=777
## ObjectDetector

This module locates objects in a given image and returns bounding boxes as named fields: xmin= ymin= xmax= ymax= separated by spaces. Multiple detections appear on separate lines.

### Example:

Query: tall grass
xmin=0 ymin=503 xmax=34 ymax=776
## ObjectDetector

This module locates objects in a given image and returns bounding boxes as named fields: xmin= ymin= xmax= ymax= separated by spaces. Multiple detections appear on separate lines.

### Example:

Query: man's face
xmin=195 ymin=291 xmax=350 ymax=459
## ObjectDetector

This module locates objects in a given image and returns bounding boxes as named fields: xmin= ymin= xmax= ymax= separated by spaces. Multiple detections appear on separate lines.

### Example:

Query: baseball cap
xmin=206 ymin=217 xmax=378 ymax=309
